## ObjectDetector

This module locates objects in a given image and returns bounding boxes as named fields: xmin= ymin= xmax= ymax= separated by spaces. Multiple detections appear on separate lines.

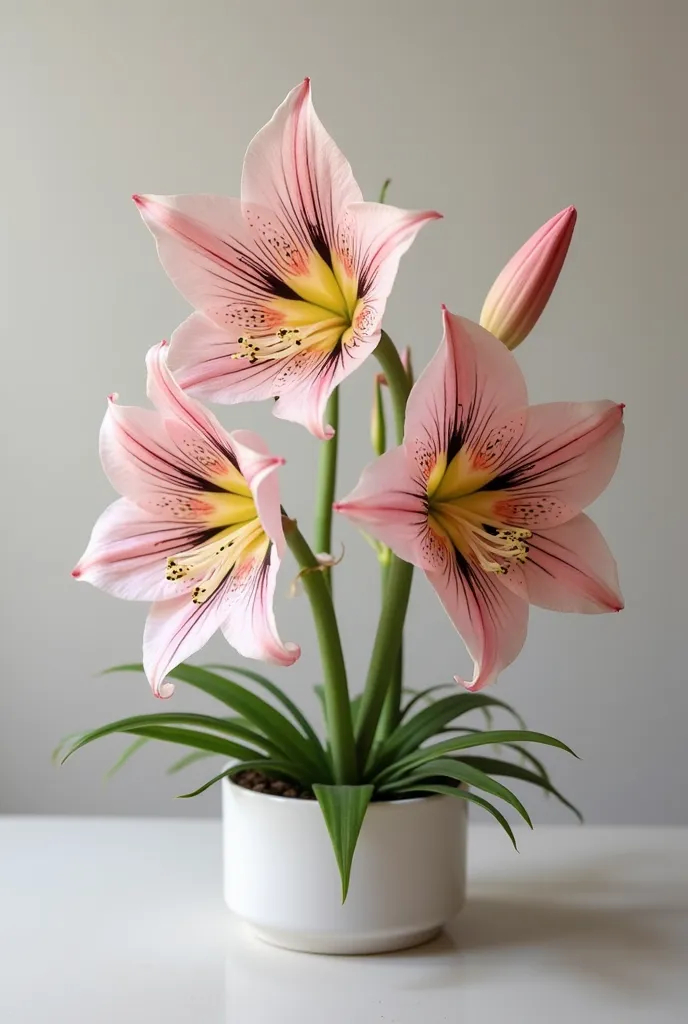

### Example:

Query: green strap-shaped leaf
xmin=166 ymin=750 xmax=217 ymax=775
xmin=205 ymin=664 xmax=330 ymax=775
xmin=438 ymin=728 xmax=553 ymax=782
xmin=65 ymin=712 xmax=278 ymax=758
xmin=105 ymin=736 xmax=150 ymax=779
xmin=62 ymin=720 xmax=264 ymax=765
xmin=375 ymin=693 xmax=526 ymax=771
xmin=458 ymin=756 xmax=583 ymax=822
xmin=177 ymin=759 xmax=305 ymax=798
xmin=104 ymin=664 xmax=323 ymax=777
xmin=372 ymin=729 xmax=577 ymax=787
xmin=380 ymin=757 xmax=533 ymax=827
xmin=399 ymin=683 xmax=455 ymax=721
xmin=401 ymin=784 xmax=518 ymax=849
xmin=315 ymin=684 xmax=364 ymax=730
xmin=313 ymin=784 xmax=374 ymax=902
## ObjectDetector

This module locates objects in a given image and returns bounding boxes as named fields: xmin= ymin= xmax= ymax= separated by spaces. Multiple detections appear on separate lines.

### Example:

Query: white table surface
xmin=0 ymin=818 xmax=686 ymax=1023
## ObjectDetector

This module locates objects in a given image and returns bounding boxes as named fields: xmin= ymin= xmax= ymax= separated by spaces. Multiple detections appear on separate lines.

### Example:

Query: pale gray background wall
xmin=1 ymin=0 xmax=686 ymax=823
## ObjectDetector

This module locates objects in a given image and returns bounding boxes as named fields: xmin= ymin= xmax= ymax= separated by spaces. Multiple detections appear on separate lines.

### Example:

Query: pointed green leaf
xmin=166 ymin=750 xmax=217 ymax=775
xmin=372 ymin=729 xmax=577 ymax=786
xmin=64 ymin=712 xmax=279 ymax=759
xmin=380 ymin=757 xmax=532 ymax=827
xmin=438 ymin=728 xmax=552 ymax=782
xmin=373 ymin=694 xmax=526 ymax=772
xmin=52 ymin=732 xmax=82 ymax=764
xmin=401 ymin=784 xmax=518 ymax=849
xmin=178 ymin=759 xmax=304 ymax=798
xmin=313 ymin=784 xmax=374 ymax=902
xmin=105 ymin=736 xmax=150 ymax=779
xmin=104 ymin=663 xmax=324 ymax=776
xmin=399 ymin=684 xmax=455 ymax=720
xmin=204 ymin=664 xmax=329 ymax=772
xmin=315 ymin=684 xmax=364 ymax=730
xmin=61 ymin=718 xmax=265 ymax=765
xmin=458 ymin=756 xmax=583 ymax=822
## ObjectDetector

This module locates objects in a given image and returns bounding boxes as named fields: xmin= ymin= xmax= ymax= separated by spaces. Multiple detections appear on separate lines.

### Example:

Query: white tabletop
xmin=0 ymin=818 xmax=686 ymax=1023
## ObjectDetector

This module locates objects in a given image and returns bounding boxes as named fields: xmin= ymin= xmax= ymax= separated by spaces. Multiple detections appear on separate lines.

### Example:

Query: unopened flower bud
xmin=480 ymin=206 xmax=577 ymax=350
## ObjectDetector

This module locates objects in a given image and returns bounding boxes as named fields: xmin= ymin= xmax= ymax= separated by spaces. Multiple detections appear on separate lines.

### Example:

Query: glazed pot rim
xmin=223 ymin=773 xmax=457 ymax=809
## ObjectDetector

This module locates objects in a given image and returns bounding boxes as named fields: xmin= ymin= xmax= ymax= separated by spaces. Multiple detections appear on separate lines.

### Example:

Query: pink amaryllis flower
xmin=335 ymin=309 xmax=624 ymax=691
xmin=72 ymin=343 xmax=299 ymax=696
xmin=133 ymin=79 xmax=440 ymax=440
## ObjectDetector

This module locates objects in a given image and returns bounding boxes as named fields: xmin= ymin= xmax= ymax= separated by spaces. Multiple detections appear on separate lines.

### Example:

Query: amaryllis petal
xmin=100 ymin=401 xmax=199 ymax=502
xmin=345 ymin=202 xmax=442 ymax=309
xmin=270 ymin=350 xmax=344 ymax=441
xmin=74 ymin=343 xmax=297 ymax=694
xmin=133 ymin=194 xmax=275 ymax=326
xmin=221 ymin=551 xmax=301 ymax=667
xmin=145 ymin=340 xmax=231 ymax=452
xmin=335 ymin=307 xmax=624 ymax=691
xmin=241 ymin=78 xmax=362 ymax=253
xmin=498 ymin=400 xmax=624 ymax=515
xmin=334 ymin=447 xmax=429 ymax=568
xmin=135 ymin=82 xmax=439 ymax=438
xmin=427 ymin=545 xmax=530 ymax=691
xmin=168 ymin=313 xmax=281 ymax=404
xmin=144 ymin=590 xmax=229 ymax=698
xmin=524 ymin=514 xmax=624 ymax=613
xmin=229 ymin=429 xmax=287 ymax=554
xmin=72 ymin=498 xmax=197 ymax=601
xmin=404 ymin=310 xmax=527 ymax=492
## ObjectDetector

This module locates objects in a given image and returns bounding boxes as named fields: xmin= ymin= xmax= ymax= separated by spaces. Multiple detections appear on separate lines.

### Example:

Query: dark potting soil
xmin=232 ymin=769 xmax=316 ymax=800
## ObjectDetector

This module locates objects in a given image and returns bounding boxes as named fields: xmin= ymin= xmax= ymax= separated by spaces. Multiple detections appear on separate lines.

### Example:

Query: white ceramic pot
xmin=221 ymin=776 xmax=467 ymax=955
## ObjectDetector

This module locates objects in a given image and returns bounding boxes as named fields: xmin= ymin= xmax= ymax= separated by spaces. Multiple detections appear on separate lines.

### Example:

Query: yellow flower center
xmin=165 ymin=482 xmax=268 ymax=603
xmin=427 ymin=450 xmax=531 ymax=575
xmin=232 ymin=249 xmax=371 ymax=364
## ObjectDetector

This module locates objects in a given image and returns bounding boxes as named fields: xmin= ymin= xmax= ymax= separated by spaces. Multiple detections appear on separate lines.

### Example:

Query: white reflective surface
xmin=1 ymin=818 xmax=686 ymax=1023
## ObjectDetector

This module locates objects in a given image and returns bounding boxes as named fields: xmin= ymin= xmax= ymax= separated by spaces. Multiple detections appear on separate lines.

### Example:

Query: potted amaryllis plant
xmin=66 ymin=80 xmax=624 ymax=955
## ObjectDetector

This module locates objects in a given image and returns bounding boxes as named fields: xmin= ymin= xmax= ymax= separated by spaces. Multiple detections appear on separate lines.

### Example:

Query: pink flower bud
xmin=480 ymin=206 xmax=577 ymax=350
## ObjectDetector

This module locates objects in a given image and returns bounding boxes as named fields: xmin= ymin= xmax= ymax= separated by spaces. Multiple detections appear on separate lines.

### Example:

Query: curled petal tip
xmin=71 ymin=566 xmax=82 ymax=579
xmin=131 ymin=193 xmax=145 ymax=207
xmin=107 ymin=392 xmax=119 ymax=404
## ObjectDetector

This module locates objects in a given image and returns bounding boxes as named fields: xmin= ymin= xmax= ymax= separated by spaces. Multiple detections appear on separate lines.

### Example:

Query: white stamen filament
xmin=431 ymin=501 xmax=531 ymax=575
xmin=232 ymin=316 xmax=347 ymax=364
xmin=167 ymin=518 xmax=266 ymax=604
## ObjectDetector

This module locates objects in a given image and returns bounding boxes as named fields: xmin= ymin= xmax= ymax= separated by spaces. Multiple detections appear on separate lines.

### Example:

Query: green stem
xmin=284 ymin=520 xmax=357 ymax=784
xmin=376 ymin=331 xmax=410 ymax=442
xmin=356 ymin=332 xmax=414 ymax=767
xmin=313 ymin=388 xmax=339 ymax=589
xmin=379 ymin=639 xmax=403 ymax=738
xmin=357 ymin=556 xmax=414 ymax=768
